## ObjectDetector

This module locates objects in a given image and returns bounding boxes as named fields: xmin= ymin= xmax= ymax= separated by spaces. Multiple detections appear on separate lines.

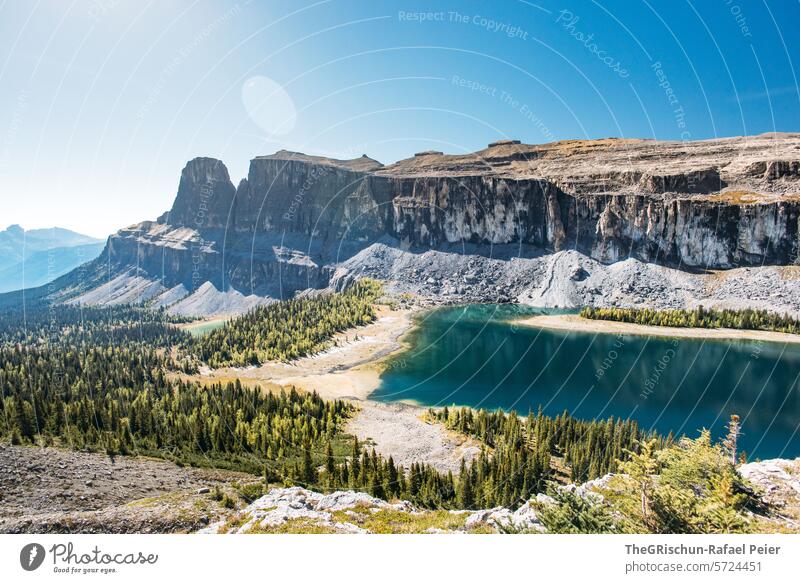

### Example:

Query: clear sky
xmin=1 ymin=0 xmax=799 ymax=238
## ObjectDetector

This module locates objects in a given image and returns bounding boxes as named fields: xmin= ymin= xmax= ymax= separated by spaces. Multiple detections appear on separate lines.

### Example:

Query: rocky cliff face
xmin=163 ymin=157 xmax=236 ymax=230
xmin=72 ymin=133 xmax=800 ymax=312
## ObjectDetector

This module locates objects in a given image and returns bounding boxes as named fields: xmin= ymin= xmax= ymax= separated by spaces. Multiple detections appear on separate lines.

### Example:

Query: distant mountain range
xmin=0 ymin=224 xmax=105 ymax=293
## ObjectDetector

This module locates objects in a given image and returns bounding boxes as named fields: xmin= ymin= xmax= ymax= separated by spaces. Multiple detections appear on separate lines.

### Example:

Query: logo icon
xmin=20 ymin=543 xmax=46 ymax=571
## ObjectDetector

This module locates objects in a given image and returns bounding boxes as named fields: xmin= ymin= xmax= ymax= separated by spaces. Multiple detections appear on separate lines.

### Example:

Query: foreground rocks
xmin=739 ymin=458 xmax=800 ymax=528
xmin=201 ymin=487 xmax=546 ymax=534
xmin=203 ymin=461 xmax=800 ymax=534
xmin=2 ymin=445 xmax=799 ymax=534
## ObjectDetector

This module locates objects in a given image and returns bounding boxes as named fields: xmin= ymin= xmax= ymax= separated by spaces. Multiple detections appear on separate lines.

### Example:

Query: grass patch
xmin=246 ymin=518 xmax=341 ymax=534
xmin=219 ymin=513 xmax=249 ymax=534
xmin=707 ymin=190 xmax=763 ymax=205
xmin=331 ymin=507 xmax=469 ymax=534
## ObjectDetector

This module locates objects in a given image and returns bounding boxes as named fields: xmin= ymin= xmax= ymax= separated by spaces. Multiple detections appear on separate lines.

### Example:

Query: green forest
xmin=0 ymin=299 xmax=192 ymax=349
xmin=429 ymin=406 xmax=666 ymax=483
xmin=0 ymin=342 xmax=355 ymax=475
xmin=581 ymin=305 xmax=800 ymax=334
xmin=0 ymin=338 xmax=756 ymax=531
xmin=0 ymin=334 xmax=673 ymax=511
xmin=0 ymin=281 xmax=764 ymax=531
xmin=193 ymin=279 xmax=382 ymax=366
xmin=533 ymin=419 xmax=760 ymax=534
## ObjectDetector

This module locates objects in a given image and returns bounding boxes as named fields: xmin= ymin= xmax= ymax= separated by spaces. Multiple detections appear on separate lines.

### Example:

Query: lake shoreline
xmin=517 ymin=313 xmax=800 ymax=344
xmin=176 ymin=303 xmax=800 ymax=460
xmin=179 ymin=304 xmax=419 ymax=401
xmin=177 ymin=316 xmax=229 ymax=336
xmin=175 ymin=303 xmax=487 ymax=471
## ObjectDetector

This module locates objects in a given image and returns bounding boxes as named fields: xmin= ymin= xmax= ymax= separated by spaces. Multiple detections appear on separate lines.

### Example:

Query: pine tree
xmin=722 ymin=414 xmax=741 ymax=464
xmin=618 ymin=439 xmax=659 ymax=522
xmin=457 ymin=458 xmax=475 ymax=509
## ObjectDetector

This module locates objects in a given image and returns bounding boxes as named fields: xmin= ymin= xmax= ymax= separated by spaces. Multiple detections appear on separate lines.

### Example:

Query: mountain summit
xmin=11 ymin=133 xmax=800 ymax=317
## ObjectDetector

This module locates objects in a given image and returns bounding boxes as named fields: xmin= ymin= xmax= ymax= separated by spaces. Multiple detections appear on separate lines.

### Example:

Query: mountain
xmin=17 ymin=133 xmax=800 ymax=317
xmin=0 ymin=225 xmax=104 ymax=293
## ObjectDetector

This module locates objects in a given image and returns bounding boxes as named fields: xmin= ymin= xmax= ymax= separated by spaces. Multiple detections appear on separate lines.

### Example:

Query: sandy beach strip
xmin=180 ymin=305 xmax=418 ymax=400
xmin=174 ymin=304 xmax=486 ymax=471
xmin=518 ymin=313 xmax=800 ymax=344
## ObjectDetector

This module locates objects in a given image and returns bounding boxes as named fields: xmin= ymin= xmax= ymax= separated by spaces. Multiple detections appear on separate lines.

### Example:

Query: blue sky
xmin=1 ymin=0 xmax=798 ymax=237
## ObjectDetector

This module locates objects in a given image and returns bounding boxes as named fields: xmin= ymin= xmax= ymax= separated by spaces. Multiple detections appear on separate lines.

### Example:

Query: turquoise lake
xmin=371 ymin=304 xmax=800 ymax=459
xmin=182 ymin=319 xmax=228 ymax=337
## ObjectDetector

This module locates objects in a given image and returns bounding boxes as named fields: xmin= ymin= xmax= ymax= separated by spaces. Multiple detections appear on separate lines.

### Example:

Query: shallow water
xmin=372 ymin=304 xmax=800 ymax=459
xmin=182 ymin=319 xmax=227 ymax=336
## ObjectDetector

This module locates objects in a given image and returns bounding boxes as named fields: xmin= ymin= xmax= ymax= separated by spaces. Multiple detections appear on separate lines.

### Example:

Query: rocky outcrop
xmin=163 ymin=157 xmax=236 ymax=230
xmin=0 ymin=444 xmax=253 ymax=534
xmin=463 ymin=499 xmax=546 ymax=532
xmin=61 ymin=134 xmax=800 ymax=312
xmin=149 ymin=137 xmax=800 ymax=269
xmin=200 ymin=486 xmax=546 ymax=534
xmin=739 ymin=458 xmax=800 ymax=509
xmin=200 ymin=460 xmax=800 ymax=534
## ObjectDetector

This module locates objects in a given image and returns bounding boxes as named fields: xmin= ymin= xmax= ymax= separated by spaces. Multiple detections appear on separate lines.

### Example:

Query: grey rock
xmin=464 ymin=505 xmax=545 ymax=532
xmin=46 ymin=134 xmax=800 ymax=317
xmin=739 ymin=458 xmax=800 ymax=504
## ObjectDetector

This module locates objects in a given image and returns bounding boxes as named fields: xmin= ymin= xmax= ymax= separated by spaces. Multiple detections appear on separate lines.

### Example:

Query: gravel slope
xmin=346 ymin=400 xmax=481 ymax=474
xmin=0 ymin=445 xmax=255 ymax=533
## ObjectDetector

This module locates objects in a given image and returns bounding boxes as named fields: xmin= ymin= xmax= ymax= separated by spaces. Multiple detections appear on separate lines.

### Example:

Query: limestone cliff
xmin=71 ymin=133 xmax=800 ymax=310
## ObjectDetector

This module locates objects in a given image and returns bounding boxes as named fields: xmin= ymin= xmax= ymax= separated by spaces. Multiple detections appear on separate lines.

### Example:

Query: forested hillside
xmin=0 ymin=299 xmax=192 ymax=349
xmin=0 ymin=280 xmax=761 ymax=529
xmin=429 ymin=406 xmax=666 ymax=484
xmin=0 ymin=343 xmax=355 ymax=475
xmin=193 ymin=279 xmax=382 ymax=366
